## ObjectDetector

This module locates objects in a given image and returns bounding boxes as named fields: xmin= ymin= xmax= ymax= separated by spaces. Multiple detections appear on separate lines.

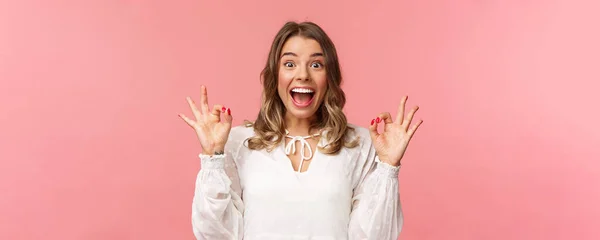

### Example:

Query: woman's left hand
xmin=369 ymin=96 xmax=423 ymax=166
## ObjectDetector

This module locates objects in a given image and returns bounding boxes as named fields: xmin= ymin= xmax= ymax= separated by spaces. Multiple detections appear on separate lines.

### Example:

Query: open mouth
xmin=290 ymin=87 xmax=315 ymax=107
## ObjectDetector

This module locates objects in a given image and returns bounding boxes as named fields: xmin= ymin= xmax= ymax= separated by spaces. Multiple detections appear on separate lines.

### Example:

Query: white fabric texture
xmin=191 ymin=125 xmax=403 ymax=240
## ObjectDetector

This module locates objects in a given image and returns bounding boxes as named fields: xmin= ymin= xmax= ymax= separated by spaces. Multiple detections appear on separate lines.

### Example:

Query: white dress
xmin=191 ymin=125 xmax=403 ymax=240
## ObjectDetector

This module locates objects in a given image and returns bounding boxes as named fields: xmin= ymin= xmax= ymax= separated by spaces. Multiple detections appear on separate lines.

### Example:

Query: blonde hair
xmin=244 ymin=21 xmax=359 ymax=154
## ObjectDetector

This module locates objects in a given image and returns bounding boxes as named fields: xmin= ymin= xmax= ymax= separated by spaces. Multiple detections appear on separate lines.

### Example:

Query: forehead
xmin=281 ymin=36 xmax=323 ymax=56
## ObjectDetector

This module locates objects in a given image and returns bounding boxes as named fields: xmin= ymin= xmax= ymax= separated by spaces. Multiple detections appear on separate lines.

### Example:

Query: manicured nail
xmin=227 ymin=108 xmax=231 ymax=115
xmin=222 ymin=106 xmax=226 ymax=112
xmin=376 ymin=117 xmax=381 ymax=123
xmin=371 ymin=119 xmax=375 ymax=125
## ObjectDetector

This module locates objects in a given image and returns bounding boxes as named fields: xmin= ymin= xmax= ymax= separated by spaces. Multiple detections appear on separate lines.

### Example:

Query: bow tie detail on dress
xmin=284 ymin=130 xmax=320 ymax=173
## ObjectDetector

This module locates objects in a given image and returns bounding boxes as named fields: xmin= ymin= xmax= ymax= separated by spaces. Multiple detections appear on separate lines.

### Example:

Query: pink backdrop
xmin=1 ymin=0 xmax=599 ymax=239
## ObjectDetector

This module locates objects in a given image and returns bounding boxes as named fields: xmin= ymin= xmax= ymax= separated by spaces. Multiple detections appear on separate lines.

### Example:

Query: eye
xmin=311 ymin=62 xmax=323 ymax=68
xmin=283 ymin=62 xmax=295 ymax=68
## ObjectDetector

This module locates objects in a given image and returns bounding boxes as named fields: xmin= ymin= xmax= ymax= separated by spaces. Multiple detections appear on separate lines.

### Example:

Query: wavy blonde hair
xmin=244 ymin=21 xmax=359 ymax=154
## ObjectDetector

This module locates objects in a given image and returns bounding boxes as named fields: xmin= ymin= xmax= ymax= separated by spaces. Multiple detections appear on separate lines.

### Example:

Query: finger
xmin=209 ymin=104 xmax=225 ymax=122
xmin=186 ymin=97 xmax=202 ymax=120
xmin=377 ymin=112 xmax=393 ymax=124
xmin=403 ymin=106 xmax=420 ymax=130
xmin=407 ymin=119 xmax=423 ymax=138
xmin=178 ymin=113 xmax=195 ymax=128
xmin=199 ymin=85 xmax=210 ymax=115
xmin=368 ymin=118 xmax=379 ymax=140
xmin=222 ymin=107 xmax=233 ymax=125
xmin=396 ymin=96 xmax=408 ymax=124
xmin=377 ymin=112 xmax=393 ymax=132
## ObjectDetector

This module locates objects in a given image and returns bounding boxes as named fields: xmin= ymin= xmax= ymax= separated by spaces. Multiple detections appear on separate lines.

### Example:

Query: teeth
xmin=291 ymin=88 xmax=314 ymax=94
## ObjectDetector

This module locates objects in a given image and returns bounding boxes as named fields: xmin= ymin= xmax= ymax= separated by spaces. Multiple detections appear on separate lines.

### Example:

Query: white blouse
xmin=191 ymin=125 xmax=403 ymax=240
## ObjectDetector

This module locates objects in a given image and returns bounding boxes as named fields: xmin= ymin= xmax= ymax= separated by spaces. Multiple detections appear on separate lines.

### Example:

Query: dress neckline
xmin=282 ymin=130 xmax=321 ymax=174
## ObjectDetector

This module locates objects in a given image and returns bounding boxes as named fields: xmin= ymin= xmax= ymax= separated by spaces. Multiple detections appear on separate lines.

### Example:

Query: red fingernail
xmin=222 ymin=107 xmax=226 ymax=112
xmin=376 ymin=117 xmax=381 ymax=123
xmin=227 ymin=108 xmax=231 ymax=115
xmin=371 ymin=119 xmax=375 ymax=125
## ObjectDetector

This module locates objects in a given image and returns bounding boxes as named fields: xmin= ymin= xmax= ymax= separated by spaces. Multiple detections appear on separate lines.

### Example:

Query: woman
xmin=179 ymin=21 xmax=423 ymax=240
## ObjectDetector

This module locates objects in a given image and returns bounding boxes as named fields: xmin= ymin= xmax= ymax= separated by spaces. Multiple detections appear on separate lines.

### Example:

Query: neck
xmin=284 ymin=113 xmax=318 ymax=136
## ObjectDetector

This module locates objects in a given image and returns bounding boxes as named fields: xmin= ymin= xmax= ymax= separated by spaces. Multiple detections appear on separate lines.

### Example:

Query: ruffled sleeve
xmin=191 ymin=128 xmax=245 ymax=240
xmin=348 ymin=138 xmax=403 ymax=240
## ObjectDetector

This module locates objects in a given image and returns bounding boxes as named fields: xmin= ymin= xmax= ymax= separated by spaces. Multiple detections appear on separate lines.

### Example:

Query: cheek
xmin=278 ymin=70 xmax=293 ymax=83
xmin=314 ymin=75 xmax=328 ymax=94
xmin=277 ymin=71 xmax=292 ymax=96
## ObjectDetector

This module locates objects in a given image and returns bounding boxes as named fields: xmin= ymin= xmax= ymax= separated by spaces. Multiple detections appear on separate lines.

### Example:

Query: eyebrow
xmin=280 ymin=52 xmax=324 ymax=58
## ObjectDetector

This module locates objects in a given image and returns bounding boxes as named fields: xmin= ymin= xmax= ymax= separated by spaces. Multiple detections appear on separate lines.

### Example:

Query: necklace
xmin=284 ymin=129 xmax=320 ymax=173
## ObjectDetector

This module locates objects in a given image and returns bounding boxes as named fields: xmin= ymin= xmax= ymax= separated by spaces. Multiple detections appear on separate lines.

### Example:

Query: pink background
xmin=1 ymin=0 xmax=599 ymax=239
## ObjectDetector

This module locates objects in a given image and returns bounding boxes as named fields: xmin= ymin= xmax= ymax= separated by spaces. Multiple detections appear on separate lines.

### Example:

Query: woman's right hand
xmin=179 ymin=85 xmax=232 ymax=155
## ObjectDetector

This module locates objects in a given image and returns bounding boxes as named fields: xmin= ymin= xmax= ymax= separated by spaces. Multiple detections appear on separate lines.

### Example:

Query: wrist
xmin=384 ymin=160 xmax=401 ymax=167
xmin=378 ymin=156 xmax=401 ymax=167
xmin=212 ymin=145 xmax=225 ymax=155
xmin=204 ymin=147 xmax=224 ymax=155
xmin=202 ymin=142 xmax=225 ymax=155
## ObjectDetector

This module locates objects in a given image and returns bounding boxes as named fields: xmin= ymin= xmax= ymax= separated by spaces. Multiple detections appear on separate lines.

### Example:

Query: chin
xmin=286 ymin=107 xmax=319 ymax=120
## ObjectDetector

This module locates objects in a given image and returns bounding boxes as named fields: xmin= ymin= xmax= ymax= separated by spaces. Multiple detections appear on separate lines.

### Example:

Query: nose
xmin=295 ymin=65 xmax=310 ymax=81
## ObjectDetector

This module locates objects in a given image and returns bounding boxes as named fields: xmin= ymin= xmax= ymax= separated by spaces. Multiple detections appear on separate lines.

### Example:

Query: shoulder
xmin=345 ymin=124 xmax=377 ymax=187
xmin=225 ymin=125 xmax=256 ymax=155
xmin=346 ymin=123 xmax=372 ymax=149
xmin=229 ymin=125 xmax=256 ymax=140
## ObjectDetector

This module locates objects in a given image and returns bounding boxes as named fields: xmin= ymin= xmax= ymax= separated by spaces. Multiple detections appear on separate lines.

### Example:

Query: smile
xmin=289 ymin=87 xmax=315 ymax=108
